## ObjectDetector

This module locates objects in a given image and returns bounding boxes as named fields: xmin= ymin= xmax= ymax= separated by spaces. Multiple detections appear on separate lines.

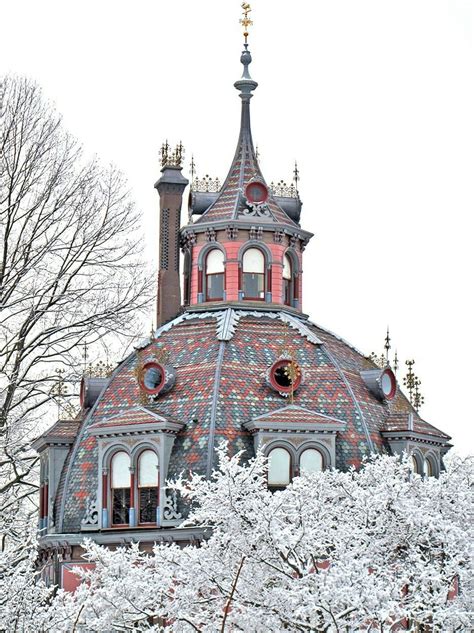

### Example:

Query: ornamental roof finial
xmin=235 ymin=3 xmax=258 ymax=99
xmin=240 ymin=3 xmax=253 ymax=45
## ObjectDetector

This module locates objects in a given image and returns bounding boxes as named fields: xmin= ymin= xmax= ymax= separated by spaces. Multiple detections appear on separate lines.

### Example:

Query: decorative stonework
xmin=160 ymin=208 xmax=170 ymax=268
xmin=81 ymin=496 xmax=99 ymax=530
xmin=152 ymin=309 xmax=323 ymax=346
xmin=270 ymin=180 xmax=298 ymax=198
xmin=206 ymin=227 xmax=217 ymax=242
xmin=181 ymin=231 xmax=197 ymax=251
xmin=249 ymin=226 xmax=263 ymax=240
xmin=192 ymin=175 xmax=221 ymax=193
xmin=226 ymin=225 xmax=238 ymax=240
xmin=163 ymin=490 xmax=182 ymax=521
xmin=301 ymin=238 xmax=310 ymax=252
xmin=241 ymin=202 xmax=271 ymax=218
xmin=290 ymin=233 xmax=299 ymax=249
xmin=273 ymin=230 xmax=284 ymax=244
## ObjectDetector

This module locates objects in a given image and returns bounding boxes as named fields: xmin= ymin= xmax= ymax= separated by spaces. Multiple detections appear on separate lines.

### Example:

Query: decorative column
xmin=43 ymin=480 xmax=49 ymax=531
xmin=129 ymin=468 xmax=136 ymax=527
xmin=101 ymin=469 xmax=108 ymax=529
xmin=156 ymin=465 xmax=161 ymax=526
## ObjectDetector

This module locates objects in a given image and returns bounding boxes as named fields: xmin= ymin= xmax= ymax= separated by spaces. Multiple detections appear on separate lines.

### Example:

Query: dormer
xmin=32 ymin=418 xmax=81 ymax=533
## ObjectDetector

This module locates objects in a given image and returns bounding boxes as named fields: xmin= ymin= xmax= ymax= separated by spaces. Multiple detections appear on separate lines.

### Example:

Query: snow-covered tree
xmin=36 ymin=450 xmax=473 ymax=632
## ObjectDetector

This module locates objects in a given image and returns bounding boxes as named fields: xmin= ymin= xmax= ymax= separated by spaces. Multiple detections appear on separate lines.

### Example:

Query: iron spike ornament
xmin=240 ymin=3 xmax=253 ymax=44
xmin=393 ymin=350 xmax=399 ymax=374
xmin=370 ymin=327 xmax=395 ymax=370
xmin=293 ymin=161 xmax=300 ymax=193
xmin=384 ymin=327 xmax=391 ymax=364
xmin=369 ymin=352 xmax=387 ymax=370
xmin=403 ymin=359 xmax=425 ymax=412
xmin=160 ymin=141 xmax=185 ymax=168
xmin=192 ymin=175 xmax=221 ymax=193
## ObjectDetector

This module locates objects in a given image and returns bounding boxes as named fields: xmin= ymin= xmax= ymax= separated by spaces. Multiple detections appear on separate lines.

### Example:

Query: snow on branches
xmin=29 ymin=450 xmax=473 ymax=632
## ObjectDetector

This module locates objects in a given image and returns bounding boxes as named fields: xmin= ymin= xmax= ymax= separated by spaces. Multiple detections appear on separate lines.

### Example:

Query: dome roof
xmin=58 ymin=307 xmax=449 ymax=533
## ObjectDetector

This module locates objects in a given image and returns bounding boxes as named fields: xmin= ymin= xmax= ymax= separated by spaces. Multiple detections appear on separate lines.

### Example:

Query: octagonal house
xmin=34 ymin=38 xmax=451 ymax=590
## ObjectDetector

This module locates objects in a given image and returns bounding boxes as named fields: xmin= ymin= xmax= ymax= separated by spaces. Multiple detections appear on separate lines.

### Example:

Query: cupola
xmin=180 ymin=31 xmax=313 ymax=313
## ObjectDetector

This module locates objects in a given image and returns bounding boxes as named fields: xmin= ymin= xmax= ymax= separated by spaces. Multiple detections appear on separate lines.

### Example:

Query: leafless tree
xmin=0 ymin=75 xmax=153 ymax=529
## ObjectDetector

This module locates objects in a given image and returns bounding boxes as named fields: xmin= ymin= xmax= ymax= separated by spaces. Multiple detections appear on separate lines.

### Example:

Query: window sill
xmin=102 ymin=525 xmax=158 ymax=531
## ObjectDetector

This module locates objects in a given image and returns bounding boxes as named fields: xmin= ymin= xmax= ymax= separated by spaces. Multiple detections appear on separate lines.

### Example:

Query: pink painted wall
xmin=188 ymin=239 xmax=303 ymax=310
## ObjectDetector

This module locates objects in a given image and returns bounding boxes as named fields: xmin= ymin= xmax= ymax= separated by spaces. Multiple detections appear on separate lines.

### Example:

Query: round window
xmin=245 ymin=181 xmax=268 ymax=205
xmin=380 ymin=368 xmax=396 ymax=400
xmin=141 ymin=362 xmax=165 ymax=394
xmin=269 ymin=359 xmax=302 ymax=394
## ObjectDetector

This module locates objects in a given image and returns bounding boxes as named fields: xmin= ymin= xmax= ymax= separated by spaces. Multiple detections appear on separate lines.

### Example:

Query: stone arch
xmin=197 ymin=242 xmax=227 ymax=271
xmin=237 ymin=241 xmax=273 ymax=268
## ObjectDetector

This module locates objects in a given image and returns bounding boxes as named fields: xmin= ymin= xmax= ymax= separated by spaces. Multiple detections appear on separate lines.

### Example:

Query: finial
xmin=235 ymin=4 xmax=258 ymax=98
xmin=160 ymin=141 xmax=185 ymax=168
xmin=384 ymin=327 xmax=391 ymax=363
xmin=256 ymin=145 xmax=260 ymax=161
xmin=82 ymin=341 xmax=88 ymax=373
xmin=393 ymin=350 xmax=399 ymax=374
xmin=293 ymin=161 xmax=300 ymax=193
xmin=240 ymin=3 xmax=253 ymax=45
xmin=403 ymin=359 xmax=425 ymax=412
xmin=190 ymin=155 xmax=196 ymax=182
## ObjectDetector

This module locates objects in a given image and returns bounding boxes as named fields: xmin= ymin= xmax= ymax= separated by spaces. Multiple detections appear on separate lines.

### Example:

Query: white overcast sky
xmin=1 ymin=1 xmax=473 ymax=455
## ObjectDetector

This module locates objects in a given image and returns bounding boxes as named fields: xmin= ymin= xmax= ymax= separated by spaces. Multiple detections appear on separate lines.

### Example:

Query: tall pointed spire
xmin=193 ymin=5 xmax=297 ymax=227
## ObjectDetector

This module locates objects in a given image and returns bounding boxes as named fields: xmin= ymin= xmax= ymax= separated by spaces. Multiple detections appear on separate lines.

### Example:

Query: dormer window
xmin=205 ymin=249 xmax=225 ymax=301
xmin=266 ymin=444 xmax=326 ymax=491
xmin=283 ymin=254 xmax=292 ymax=306
xmin=242 ymin=248 xmax=265 ymax=300
xmin=110 ymin=451 xmax=131 ymax=526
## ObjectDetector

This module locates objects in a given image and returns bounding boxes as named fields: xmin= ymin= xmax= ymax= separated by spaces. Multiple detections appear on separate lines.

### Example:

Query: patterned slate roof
xmin=248 ymin=405 xmax=346 ymax=428
xmin=88 ymin=407 xmax=175 ymax=430
xmin=383 ymin=413 xmax=450 ymax=440
xmin=33 ymin=419 xmax=81 ymax=450
xmin=58 ymin=309 xmax=451 ymax=533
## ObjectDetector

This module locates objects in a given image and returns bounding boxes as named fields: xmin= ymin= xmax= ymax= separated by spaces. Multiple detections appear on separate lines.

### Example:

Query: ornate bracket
xmin=81 ymin=496 xmax=99 ymax=530
xmin=163 ymin=490 xmax=182 ymax=521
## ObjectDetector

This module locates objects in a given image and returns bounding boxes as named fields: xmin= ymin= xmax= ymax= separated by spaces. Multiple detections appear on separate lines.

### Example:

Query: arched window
xmin=242 ymin=248 xmax=265 ymax=300
xmin=110 ymin=451 xmax=131 ymax=526
xmin=300 ymin=448 xmax=323 ymax=474
xmin=206 ymin=249 xmax=225 ymax=301
xmin=268 ymin=447 xmax=291 ymax=489
xmin=423 ymin=457 xmax=433 ymax=478
xmin=283 ymin=254 xmax=293 ymax=306
xmin=138 ymin=450 xmax=159 ymax=524
xmin=409 ymin=455 xmax=420 ymax=474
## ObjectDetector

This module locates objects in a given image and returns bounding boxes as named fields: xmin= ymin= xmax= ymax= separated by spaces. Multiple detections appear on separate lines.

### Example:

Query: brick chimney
xmin=154 ymin=142 xmax=189 ymax=327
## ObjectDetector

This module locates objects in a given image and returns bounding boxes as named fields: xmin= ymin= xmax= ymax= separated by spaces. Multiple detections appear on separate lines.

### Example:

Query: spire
xmin=192 ymin=4 xmax=298 ymax=228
